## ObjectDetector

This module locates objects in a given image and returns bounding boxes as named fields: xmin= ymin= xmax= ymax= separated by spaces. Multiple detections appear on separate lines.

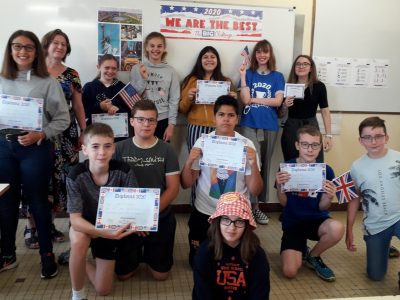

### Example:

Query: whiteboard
xmin=0 ymin=0 xmax=295 ymax=87
xmin=313 ymin=0 xmax=400 ymax=112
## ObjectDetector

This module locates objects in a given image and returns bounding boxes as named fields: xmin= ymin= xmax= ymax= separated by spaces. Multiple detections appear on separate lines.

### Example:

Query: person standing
xmin=280 ymin=55 xmax=333 ymax=162
xmin=238 ymin=39 xmax=285 ymax=224
xmin=0 ymin=30 xmax=70 ymax=278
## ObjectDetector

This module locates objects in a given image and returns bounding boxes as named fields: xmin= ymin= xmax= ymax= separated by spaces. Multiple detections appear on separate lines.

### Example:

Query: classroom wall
xmin=175 ymin=0 xmax=400 ymax=206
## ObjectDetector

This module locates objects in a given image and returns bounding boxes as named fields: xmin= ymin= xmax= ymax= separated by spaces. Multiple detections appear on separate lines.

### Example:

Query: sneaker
xmin=306 ymin=255 xmax=335 ymax=282
xmin=41 ymin=252 xmax=58 ymax=279
xmin=302 ymin=246 xmax=310 ymax=261
xmin=24 ymin=226 xmax=39 ymax=249
xmin=252 ymin=208 xmax=269 ymax=225
xmin=0 ymin=254 xmax=18 ymax=272
xmin=58 ymin=249 xmax=70 ymax=265
xmin=50 ymin=223 xmax=65 ymax=243
xmin=389 ymin=245 xmax=400 ymax=258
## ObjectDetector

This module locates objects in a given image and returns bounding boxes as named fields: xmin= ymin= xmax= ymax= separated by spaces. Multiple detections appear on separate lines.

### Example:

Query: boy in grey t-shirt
xmin=66 ymin=123 xmax=142 ymax=300
xmin=346 ymin=117 xmax=400 ymax=281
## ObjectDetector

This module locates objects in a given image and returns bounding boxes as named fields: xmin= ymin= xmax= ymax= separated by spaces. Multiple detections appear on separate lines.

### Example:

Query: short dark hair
xmin=131 ymin=99 xmax=158 ymax=117
xmin=213 ymin=95 xmax=239 ymax=115
xmin=296 ymin=125 xmax=323 ymax=143
xmin=83 ymin=123 xmax=114 ymax=145
xmin=358 ymin=116 xmax=387 ymax=136
xmin=41 ymin=29 xmax=71 ymax=62
xmin=1 ymin=30 xmax=49 ymax=79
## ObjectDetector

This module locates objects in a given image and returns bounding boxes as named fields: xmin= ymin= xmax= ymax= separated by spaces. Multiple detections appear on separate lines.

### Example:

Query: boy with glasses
xmin=114 ymin=99 xmax=180 ymax=281
xmin=346 ymin=116 xmax=400 ymax=281
xmin=275 ymin=125 xmax=344 ymax=282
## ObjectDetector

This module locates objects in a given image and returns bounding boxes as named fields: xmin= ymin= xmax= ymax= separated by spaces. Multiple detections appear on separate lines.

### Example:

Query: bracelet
xmin=325 ymin=134 xmax=333 ymax=138
xmin=241 ymin=86 xmax=249 ymax=89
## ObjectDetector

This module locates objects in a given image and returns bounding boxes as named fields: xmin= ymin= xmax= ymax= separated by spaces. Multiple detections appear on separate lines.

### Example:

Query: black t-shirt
xmin=288 ymin=81 xmax=328 ymax=119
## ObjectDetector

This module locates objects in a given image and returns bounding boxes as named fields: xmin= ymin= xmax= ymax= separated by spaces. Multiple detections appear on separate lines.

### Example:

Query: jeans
xmin=364 ymin=220 xmax=400 ymax=281
xmin=0 ymin=138 xmax=53 ymax=256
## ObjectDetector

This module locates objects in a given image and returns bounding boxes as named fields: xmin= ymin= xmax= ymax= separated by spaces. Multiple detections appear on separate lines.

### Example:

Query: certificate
xmin=92 ymin=113 xmax=128 ymax=138
xmin=0 ymin=94 xmax=43 ymax=131
xmin=200 ymin=134 xmax=247 ymax=172
xmin=95 ymin=187 xmax=160 ymax=232
xmin=196 ymin=80 xmax=230 ymax=104
xmin=280 ymin=163 xmax=326 ymax=192
xmin=284 ymin=83 xmax=305 ymax=99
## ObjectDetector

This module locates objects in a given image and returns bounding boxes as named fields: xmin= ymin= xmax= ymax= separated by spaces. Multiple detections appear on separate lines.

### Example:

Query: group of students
xmin=0 ymin=27 xmax=399 ymax=300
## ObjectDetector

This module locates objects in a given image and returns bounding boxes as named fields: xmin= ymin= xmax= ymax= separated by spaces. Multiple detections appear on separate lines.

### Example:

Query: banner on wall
xmin=98 ymin=8 xmax=143 ymax=71
xmin=160 ymin=3 xmax=263 ymax=41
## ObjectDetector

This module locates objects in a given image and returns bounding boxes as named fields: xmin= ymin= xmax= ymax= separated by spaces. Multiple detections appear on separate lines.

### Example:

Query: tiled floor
xmin=0 ymin=212 xmax=399 ymax=299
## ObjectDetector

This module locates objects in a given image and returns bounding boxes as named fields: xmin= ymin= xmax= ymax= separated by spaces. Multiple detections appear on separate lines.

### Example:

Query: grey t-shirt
xmin=67 ymin=159 xmax=138 ymax=224
xmin=114 ymin=138 xmax=180 ymax=218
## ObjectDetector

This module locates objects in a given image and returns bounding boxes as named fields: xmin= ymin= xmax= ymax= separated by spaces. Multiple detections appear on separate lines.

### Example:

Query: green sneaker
xmin=306 ymin=255 xmax=335 ymax=282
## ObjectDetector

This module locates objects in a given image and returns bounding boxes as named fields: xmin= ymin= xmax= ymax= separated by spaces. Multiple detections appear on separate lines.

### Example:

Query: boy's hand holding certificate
xmin=95 ymin=187 xmax=160 ymax=232
xmin=196 ymin=80 xmax=230 ymax=104
xmin=200 ymin=134 xmax=247 ymax=172
xmin=280 ymin=163 xmax=326 ymax=192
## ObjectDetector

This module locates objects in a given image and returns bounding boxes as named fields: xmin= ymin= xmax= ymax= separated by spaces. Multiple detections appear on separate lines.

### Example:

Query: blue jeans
xmin=0 ymin=138 xmax=53 ymax=256
xmin=364 ymin=220 xmax=400 ymax=281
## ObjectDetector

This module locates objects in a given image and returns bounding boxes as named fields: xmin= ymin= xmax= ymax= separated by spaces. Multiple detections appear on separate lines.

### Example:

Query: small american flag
xmin=114 ymin=82 xmax=141 ymax=110
xmin=333 ymin=171 xmax=358 ymax=204
xmin=241 ymin=46 xmax=251 ymax=66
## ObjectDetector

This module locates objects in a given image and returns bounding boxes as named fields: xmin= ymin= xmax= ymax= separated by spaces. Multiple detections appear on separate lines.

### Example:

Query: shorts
xmin=141 ymin=211 xmax=177 ymax=273
xmin=280 ymin=217 xmax=330 ymax=253
xmin=91 ymin=234 xmax=142 ymax=276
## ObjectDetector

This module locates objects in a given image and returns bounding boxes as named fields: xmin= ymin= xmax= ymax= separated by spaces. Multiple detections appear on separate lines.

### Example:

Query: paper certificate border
xmin=91 ymin=113 xmax=129 ymax=138
xmin=199 ymin=134 xmax=247 ymax=172
xmin=0 ymin=94 xmax=43 ymax=131
xmin=280 ymin=163 xmax=326 ymax=192
xmin=284 ymin=83 xmax=305 ymax=99
xmin=95 ymin=187 xmax=160 ymax=232
xmin=195 ymin=80 xmax=230 ymax=104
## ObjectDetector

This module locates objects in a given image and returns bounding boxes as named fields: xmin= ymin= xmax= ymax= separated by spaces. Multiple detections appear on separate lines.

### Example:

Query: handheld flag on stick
xmin=333 ymin=171 xmax=358 ymax=204
xmin=112 ymin=82 xmax=141 ymax=110
xmin=241 ymin=46 xmax=250 ymax=66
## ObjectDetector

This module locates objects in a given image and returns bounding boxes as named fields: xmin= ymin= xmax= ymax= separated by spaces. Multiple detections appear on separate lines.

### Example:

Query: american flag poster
xmin=333 ymin=171 xmax=358 ymax=204
xmin=160 ymin=2 xmax=263 ymax=41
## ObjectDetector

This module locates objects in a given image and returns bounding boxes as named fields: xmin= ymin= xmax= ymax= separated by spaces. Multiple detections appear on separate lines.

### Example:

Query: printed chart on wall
xmin=98 ymin=8 xmax=143 ymax=71
xmin=313 ymin=0 xmax=400 ymax=112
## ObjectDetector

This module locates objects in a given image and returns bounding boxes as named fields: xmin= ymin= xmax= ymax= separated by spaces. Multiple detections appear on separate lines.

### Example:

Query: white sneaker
xmin=252 ymin=209 xmax=269 ymax=225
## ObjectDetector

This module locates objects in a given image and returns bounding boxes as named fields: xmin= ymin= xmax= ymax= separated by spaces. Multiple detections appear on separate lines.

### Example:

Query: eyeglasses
xmin=360 ymin=134 xmax=386 ymax=143
xmin=295 ymin=62 xmax=311 ymax=68
xmin=220 ymin=216 xmax=246 ymax=228
xmin=133 ymin=117 xmax=157 ymax=125
xmin=299 ymin=142 xmax=321 ymax=150
xmin=11 ymin=43 xmax=35 ymax=52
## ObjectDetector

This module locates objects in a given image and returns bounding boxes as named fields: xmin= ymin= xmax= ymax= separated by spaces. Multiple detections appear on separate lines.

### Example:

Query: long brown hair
xmin=1 ymin=30 xmax=49 ymax=79
xmin=250 ymin=39 xmax=277 ymax=71
xmin=287 ymin=55 xmax=319 ymax=94
xmin=208 ymin=217 xmax=261 ymax=265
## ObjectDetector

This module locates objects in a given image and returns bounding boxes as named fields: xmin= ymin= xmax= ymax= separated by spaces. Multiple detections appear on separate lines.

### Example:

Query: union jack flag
xmin=114 ymin=82 xmax=141 ymax=110
xmin=333 ymin=171 xmax=358 ymax=204
xmin=241 ymin=46 xmax=251 ymax=66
